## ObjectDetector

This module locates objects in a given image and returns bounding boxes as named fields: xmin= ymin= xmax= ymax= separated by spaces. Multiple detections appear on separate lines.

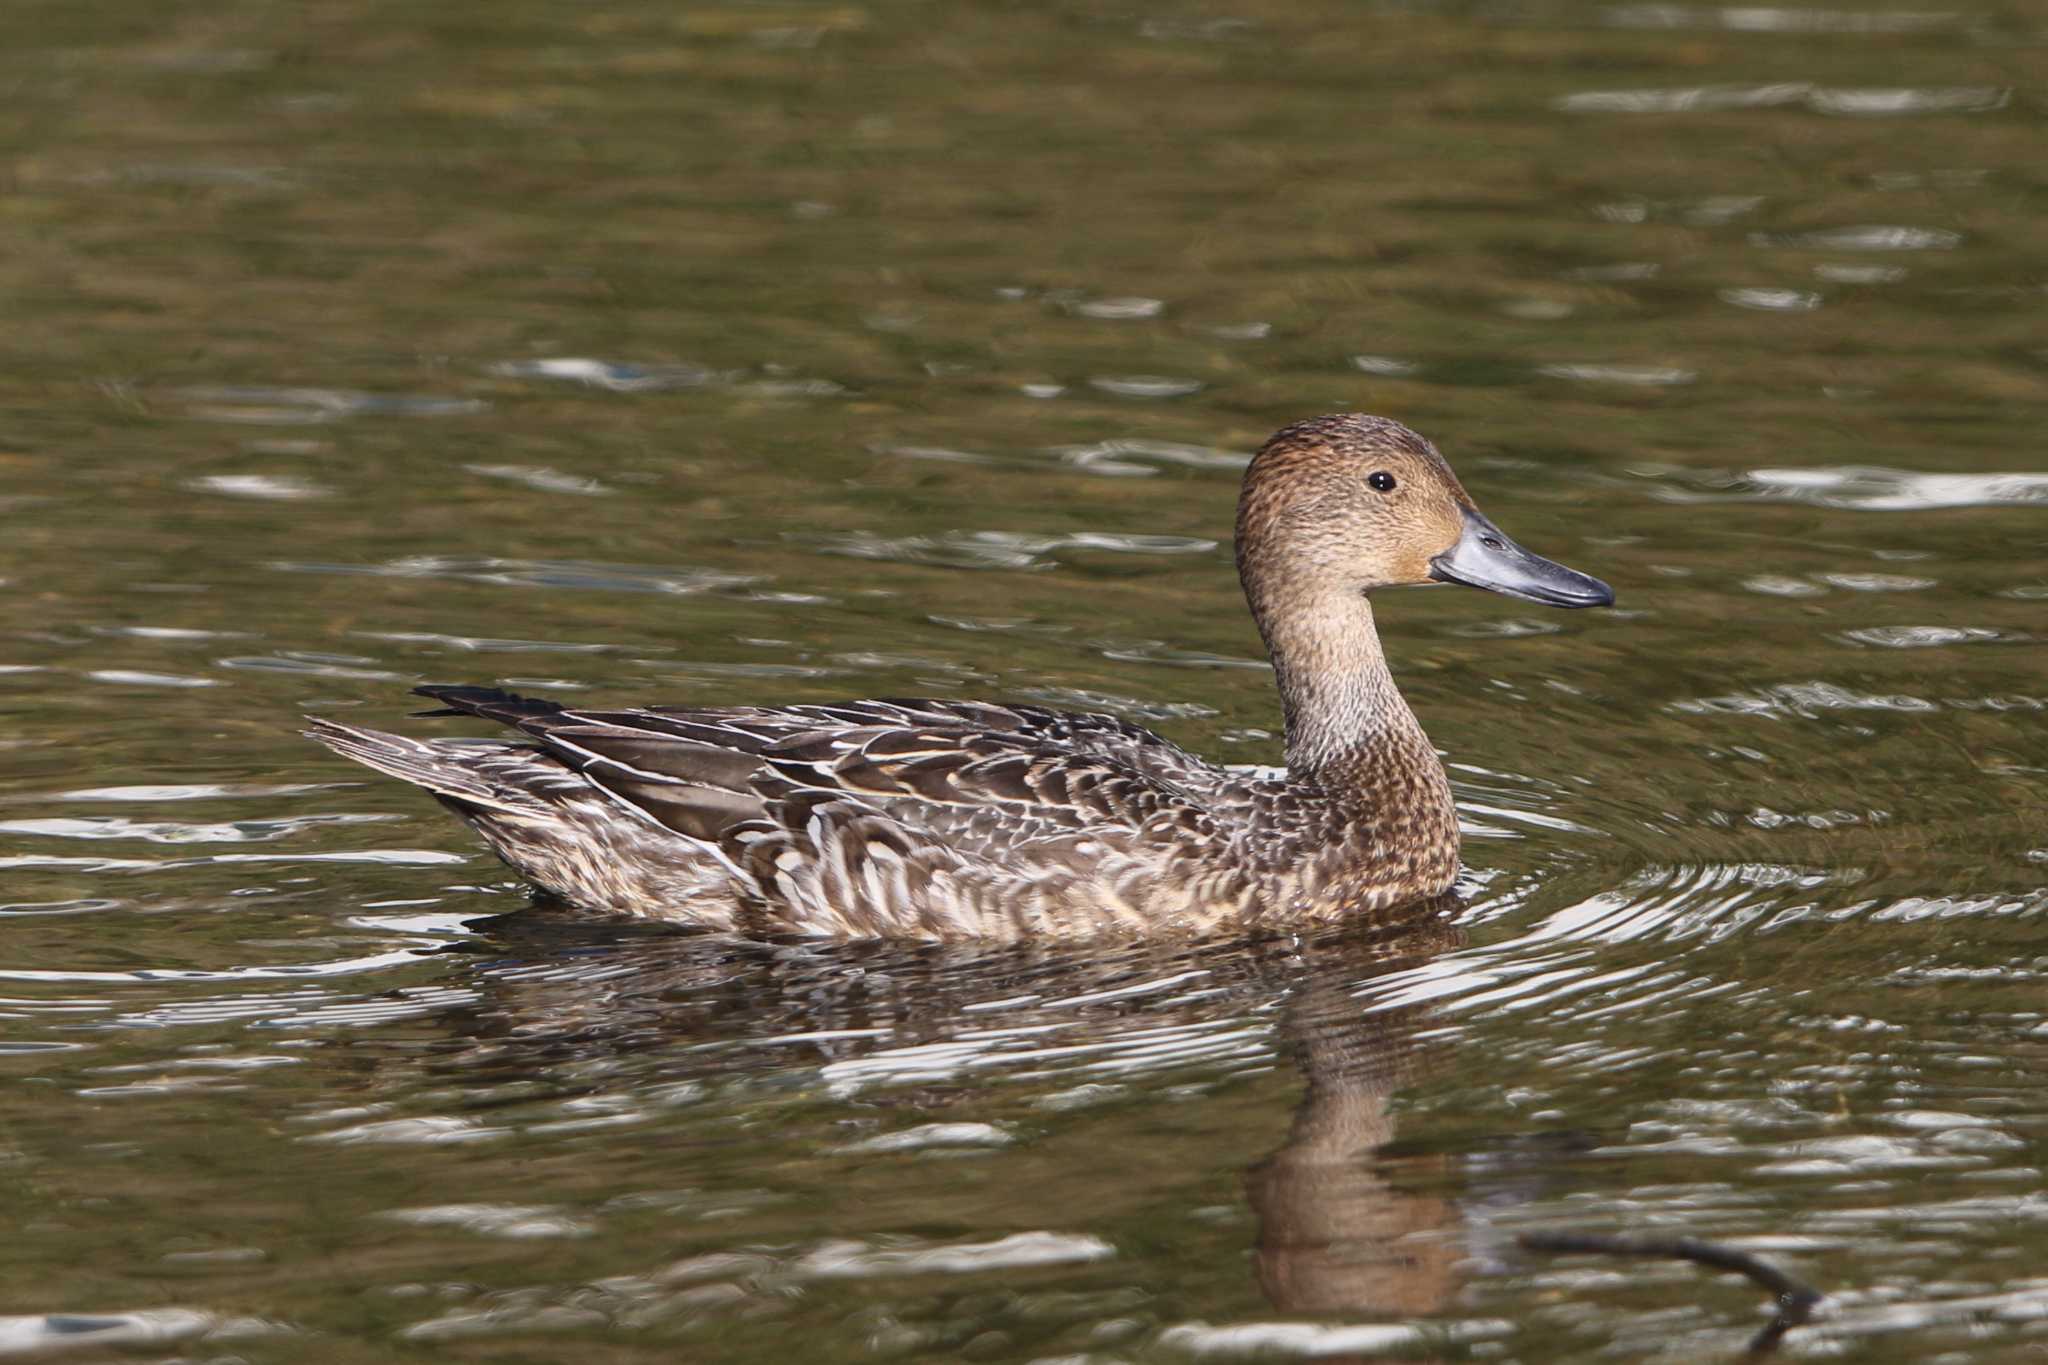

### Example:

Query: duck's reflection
xmin=1247 ymin=916 xmax=1462 ymax=1320
xmin=434 ymin=898 xmax=1468 ymax=1324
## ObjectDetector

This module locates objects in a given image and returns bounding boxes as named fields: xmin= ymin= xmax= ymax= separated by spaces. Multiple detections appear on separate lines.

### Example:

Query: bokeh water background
xmin=2 ymin=1 xmax=2046 ymax=1359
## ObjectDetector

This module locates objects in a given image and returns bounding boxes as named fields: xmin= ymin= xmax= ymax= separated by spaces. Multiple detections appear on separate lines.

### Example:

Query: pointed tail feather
xmin=410 ymin=684 xmax=567 ymax=725
xmin=305 ymin=718 xmax=550 ymax=816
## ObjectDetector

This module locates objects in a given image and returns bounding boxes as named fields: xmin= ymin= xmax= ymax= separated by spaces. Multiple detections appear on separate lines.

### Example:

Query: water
xmin=2 ymin=0 xmax=2045 ymax=1359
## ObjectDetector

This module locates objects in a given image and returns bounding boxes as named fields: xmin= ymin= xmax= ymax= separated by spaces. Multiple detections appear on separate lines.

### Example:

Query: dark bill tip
xmin=1429 ymin=508 xmax=1614 ymax=609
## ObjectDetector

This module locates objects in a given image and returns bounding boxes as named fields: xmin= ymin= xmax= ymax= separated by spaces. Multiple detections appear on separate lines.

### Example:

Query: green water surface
xmin=1 ymin=1 xmax=2046 ymax=1360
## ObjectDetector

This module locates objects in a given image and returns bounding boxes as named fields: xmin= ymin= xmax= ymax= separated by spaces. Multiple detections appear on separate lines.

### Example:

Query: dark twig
xmin=1518 ymin=1231 xmax=1823 ymax=1357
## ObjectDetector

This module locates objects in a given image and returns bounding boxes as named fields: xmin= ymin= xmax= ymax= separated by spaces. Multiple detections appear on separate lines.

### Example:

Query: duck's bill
xmin=1429 ymin=507 xmax=1614 ymax=608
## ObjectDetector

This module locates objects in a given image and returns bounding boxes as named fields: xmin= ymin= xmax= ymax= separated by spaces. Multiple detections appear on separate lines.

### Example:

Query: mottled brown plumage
xmin=308 ymin=414 xmax=1612 ymax=940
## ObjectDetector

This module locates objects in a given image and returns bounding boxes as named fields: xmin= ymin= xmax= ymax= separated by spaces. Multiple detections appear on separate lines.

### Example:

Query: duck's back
xmin=310 ymin=686 xmax=1282 ymax=938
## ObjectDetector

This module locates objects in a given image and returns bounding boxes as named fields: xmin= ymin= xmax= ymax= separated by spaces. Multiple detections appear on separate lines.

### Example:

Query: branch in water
xmin=1517 ymin=1231 xmax=1823 ymax=1357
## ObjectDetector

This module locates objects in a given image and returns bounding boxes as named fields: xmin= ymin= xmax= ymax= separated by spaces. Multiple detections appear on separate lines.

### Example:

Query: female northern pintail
xmin=310 ymin=414 xmax=1612 ymax=939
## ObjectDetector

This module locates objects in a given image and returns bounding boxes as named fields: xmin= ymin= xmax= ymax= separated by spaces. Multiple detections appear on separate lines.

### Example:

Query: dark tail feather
xmin=411 ymin=684 xmax=569 ymax=726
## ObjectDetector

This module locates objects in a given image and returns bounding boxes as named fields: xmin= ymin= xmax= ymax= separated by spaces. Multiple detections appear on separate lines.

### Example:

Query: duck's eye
xmin=1368 ymin=471 xmax=1397 ymax=493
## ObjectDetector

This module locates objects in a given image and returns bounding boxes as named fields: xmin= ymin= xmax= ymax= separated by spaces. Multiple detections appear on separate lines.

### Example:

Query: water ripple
xmin=1673 ymin=680 xmax=1936 ymax=718
xmin=1095 ymin=639 xmax=1269 ymax=669
xmin=37 ymin=782 xmax=340 ymax=803
xmin=0 ymin=1308 xmax=288 ymax=1355
xmin=1755 ymin=225 xmax=1962 ymax=251
xmin=1538 ymin=363 xmax=1695 ymax=386
xmin=81 ymin=669 xmax=218 ymax=688
xmin=0 ymin=813 xmax=391 ymax=844
xmin=1719 ymin=287 xmax=1820 ymax=311
xmin=1351 ymin=354 xmax=1421 ymax=376
xmin=1837 ymin=625 xmax=2016 ymax=649
xmin=273 ymin=555 xmax=761 ymax=595
xmin=0 ymin=848 xmax=465 ymax=878
xmin=381 ymin=1203 xmax=595 ymax=1238
xmin=1087 ymin=375 xmax=1205 ymax=399
xmin=1357 ymin=862 xmax=1840 ymax=1016
xmin=311 ymin=1116 xmax=511 ymax=1145
xmin=794 ymin=1230 xmax=1115 ymax=1277
xmin=1053 ymin=438 xmax=1249 ymax=476
xmin=179 ymin=385 xmax=484 ymax=423
xmin=1558 ymin=84 xmax=2001 ymax=116
xmin=463 ymin=464 xmax=611 ymax=496
xmin=1644 ymin=463 xmax=2048 ymax=510
xmin=802 ymin=529 xmax=1216 ymax=572
xmin=836 ymin=1121 xmax=1014 ymax=1153
xmin=1603 ymin=5 xmax=1960 ymax=33
xmin=1065 ymin=295 xmax=1164 ymax=320
xmin=488 ymin=357 xmax=729 ymax=392
xmin=1814 ymin=262 xmax=1906 ymax=284
xmin=1160 ymin=1317 xmax=1511 ymax=1359
xmin=187 ymin=474 xmax=330 ymax=500
xmin=1811 ymin=88 xmax=2006 ymax=117
xmin=218 ymin=653 xmax=405 ymax=682
xmin=1013 ymin=687 xmax=1217 ymax=722
xmin=355 ymin=629 xmax=627 ymax=654
xmin=390 ymin=1230 xmax=1114 ymax=1344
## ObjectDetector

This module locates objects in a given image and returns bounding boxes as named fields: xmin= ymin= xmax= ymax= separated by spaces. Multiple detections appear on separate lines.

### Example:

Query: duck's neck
xmin=1261 ymin=593 xmax=1445 ymax=801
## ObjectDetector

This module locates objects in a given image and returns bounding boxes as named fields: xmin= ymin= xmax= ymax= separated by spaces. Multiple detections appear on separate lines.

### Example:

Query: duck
xmin=308 ymin=414 xmax=1612 ymax=940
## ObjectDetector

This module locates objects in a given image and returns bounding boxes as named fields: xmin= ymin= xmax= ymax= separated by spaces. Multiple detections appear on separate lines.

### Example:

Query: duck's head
xmin=1236 ymin=414 xmax=1614 ymax=612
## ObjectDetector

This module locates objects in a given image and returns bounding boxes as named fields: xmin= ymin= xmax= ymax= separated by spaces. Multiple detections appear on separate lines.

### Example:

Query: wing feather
xmin=374 ymin=685 xmax=1272 ymax=935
